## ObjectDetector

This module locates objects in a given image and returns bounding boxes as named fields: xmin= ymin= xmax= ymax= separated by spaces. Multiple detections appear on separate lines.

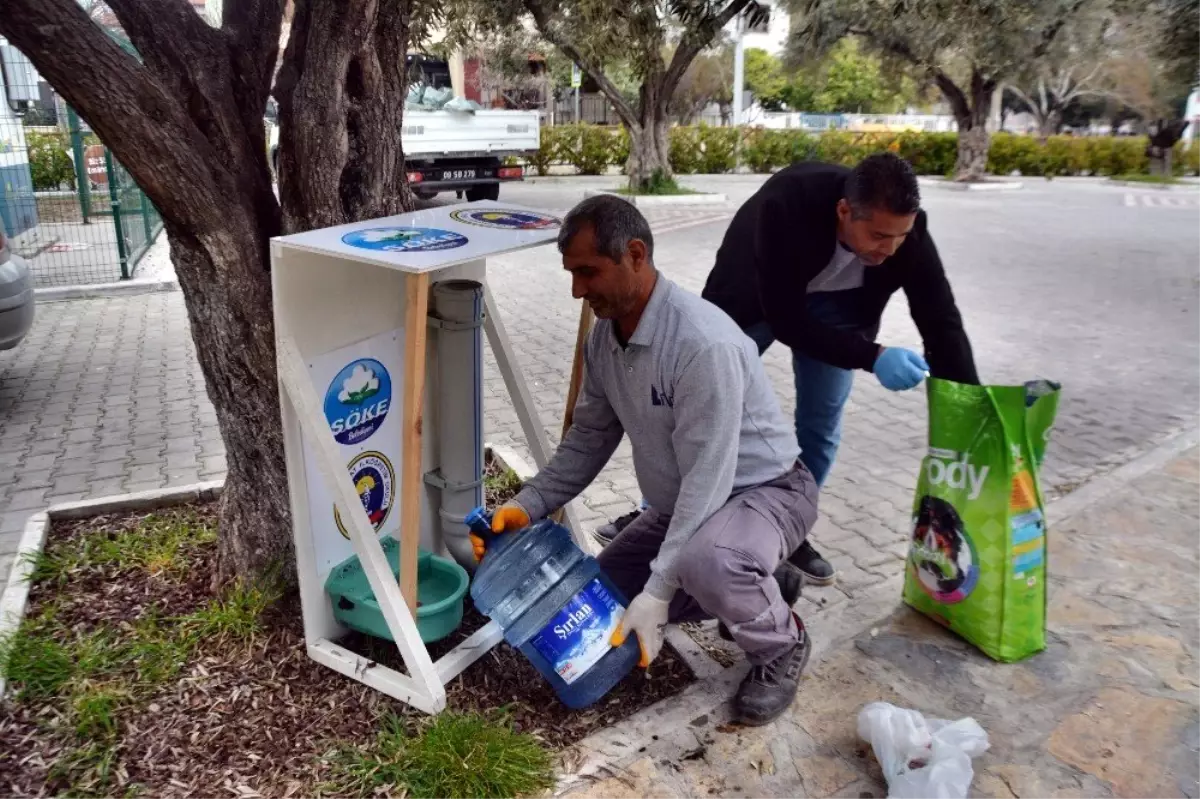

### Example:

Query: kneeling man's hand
xmin=612 ymin=593 xmax=669 ymax=668
xmin=470 ymin=502 xmax=530 ymax=562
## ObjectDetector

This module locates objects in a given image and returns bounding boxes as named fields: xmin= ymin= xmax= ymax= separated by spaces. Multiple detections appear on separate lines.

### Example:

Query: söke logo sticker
xmin=324 ymin=359 xmax=392 ymax=445
xmin=341 ymin=226 xmax=468 ymax=252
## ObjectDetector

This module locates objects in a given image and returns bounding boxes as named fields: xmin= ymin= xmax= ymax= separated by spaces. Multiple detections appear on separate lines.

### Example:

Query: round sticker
xmin=908 ymin=495 xmax=980 ymax=604
xmin=335 ymin=451 xmax=395 ymax=539
xmin=342 ymin=227 xmax=468 ymax=252
xmin=324 ymin=358 xmax=392 ymax=445
xmin=449 ymin=208 xmax=561 ymax=230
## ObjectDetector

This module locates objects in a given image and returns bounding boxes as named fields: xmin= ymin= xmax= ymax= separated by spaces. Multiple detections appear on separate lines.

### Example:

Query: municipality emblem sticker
xmin=449 ymin=209 xmax=561 ymax=230
xmin=324 ymin=359 xmax=392 ymax=445
xmin=336 ymin=451 xmax=395 ymax=538
xmin=342 ymin=227 xmax=468 ymax=252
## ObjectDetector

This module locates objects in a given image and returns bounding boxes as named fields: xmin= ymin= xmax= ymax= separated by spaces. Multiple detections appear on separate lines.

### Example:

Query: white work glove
xmin=611 ymin=592 xmax=670 ymax=668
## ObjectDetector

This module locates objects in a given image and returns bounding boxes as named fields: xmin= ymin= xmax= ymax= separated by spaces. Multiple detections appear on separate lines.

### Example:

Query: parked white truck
xmin=268 ymin=55 xmax=540 ymax=202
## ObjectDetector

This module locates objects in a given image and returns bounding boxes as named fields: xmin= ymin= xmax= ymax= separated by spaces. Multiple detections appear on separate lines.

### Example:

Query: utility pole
xmin=732 ymin=14 xmax=745 ymax=127
xmin=571 ymin=63 xmax=582 ymax=123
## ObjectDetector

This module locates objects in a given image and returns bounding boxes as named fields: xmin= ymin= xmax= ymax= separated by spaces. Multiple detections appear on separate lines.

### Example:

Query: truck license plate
xmin=445 ymin=169 xmax=476 ymax=180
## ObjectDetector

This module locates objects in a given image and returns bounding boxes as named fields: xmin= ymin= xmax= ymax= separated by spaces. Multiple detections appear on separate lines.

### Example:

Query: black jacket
xmin=702 ymin=162 xmax=979 ymax=384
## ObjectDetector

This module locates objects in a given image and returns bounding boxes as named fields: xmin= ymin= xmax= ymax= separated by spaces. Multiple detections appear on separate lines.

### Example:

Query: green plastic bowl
xmin=325 ymin=536 xmax=469 ymax=644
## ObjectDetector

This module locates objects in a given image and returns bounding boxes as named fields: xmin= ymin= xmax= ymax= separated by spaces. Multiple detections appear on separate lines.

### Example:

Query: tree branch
xmin=522 ymin=0 xmax=639 ymax=127
xmin=104 ymin=0 xmax=217 ymax=75
xmin=222 ymin=0 xmax=286 ymax=125
xmin=933 ymin=68 xmax=972 ymax=124
xmin=1031 ymin=0 xmax=1090 ymax=61
xmin=661 ymin=0 xmax=753 ymax=113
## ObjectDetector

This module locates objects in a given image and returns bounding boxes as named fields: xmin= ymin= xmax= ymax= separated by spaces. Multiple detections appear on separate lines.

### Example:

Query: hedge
xmin=525 ymin=124 xmax=1200 ymax=178
xmin=26 ymin=131 xmax=77 ymax=191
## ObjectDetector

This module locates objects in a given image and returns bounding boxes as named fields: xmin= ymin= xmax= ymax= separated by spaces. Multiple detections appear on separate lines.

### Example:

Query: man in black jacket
xmin=594 ymin=154 xmax=979 ymax=582
xmin=700 ymin=153 xmax=979 ymax=583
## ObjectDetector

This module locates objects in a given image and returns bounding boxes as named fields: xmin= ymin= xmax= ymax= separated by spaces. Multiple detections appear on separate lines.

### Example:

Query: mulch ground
xmin=0 ymin=498 xmax=694 ymax=798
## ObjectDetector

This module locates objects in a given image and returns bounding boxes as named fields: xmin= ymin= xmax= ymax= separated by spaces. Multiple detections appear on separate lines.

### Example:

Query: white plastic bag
xmin=856 ymin=701 xmax=989 ymax=799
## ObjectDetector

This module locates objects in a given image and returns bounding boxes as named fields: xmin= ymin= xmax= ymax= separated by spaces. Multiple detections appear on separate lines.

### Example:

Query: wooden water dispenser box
xmin=270 ymin=201 xmax=594 ymax=714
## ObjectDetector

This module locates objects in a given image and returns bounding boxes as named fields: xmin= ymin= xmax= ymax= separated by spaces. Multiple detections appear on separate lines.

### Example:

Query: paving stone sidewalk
xmin=562 ymin=443 xmax=1200 ymax=798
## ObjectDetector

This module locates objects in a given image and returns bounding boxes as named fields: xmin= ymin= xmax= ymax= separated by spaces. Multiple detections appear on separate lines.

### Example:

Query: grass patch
xmin=0 ymin=507 xmax=279 ymax=796
xmin=29 ymin=508 xmax=217 ymax=587
xmin=320 ymin=711 xmax=555 ymax=799
xmin=620 ymin=169 xmax=700 ymax=196
xmin=1111 ymin=173 xmax=1181 ymax=185
xmin=484 ymin=465 xmax=523 ymax=501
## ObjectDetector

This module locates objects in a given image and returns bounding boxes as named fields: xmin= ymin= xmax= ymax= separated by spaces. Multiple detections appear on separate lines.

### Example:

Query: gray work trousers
xmin=597 ymin=463 xmax=819 ymax=665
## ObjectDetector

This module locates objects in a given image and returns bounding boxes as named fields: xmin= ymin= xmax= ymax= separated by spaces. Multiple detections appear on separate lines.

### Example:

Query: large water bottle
xmin=466 ymin=508 xmax=639 ymax=708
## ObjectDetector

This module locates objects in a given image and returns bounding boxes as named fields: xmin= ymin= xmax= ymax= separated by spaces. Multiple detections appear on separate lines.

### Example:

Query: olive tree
xmin=438 ymin=0 xmax=766 ymax=190
xmin=787 ymin=0 xmax=1095 ymax=180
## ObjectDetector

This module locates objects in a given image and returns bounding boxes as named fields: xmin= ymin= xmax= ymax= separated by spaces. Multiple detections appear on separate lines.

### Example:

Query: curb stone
xmin=918 ymin=177 xmax=1024 ymax=192
xmin=35 ymin=278 xmax=179 ymax=302
xmin=582 ymin=188 xmax=729 ymax=206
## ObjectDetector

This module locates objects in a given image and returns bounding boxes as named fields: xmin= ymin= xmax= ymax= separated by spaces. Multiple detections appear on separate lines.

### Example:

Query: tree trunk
xmin=1148 ymin=148 xmax=1173 ymax=176
xmin=940 ymin=71 xmax=997 ymax=182
xmin=625 ymin=116 xmax=672 ymax=190
xmin=625 ymin=76 xmax=673 ymax=191
xmin=1038 ymin=109 xmax=1062 ymax=140
xmin=954 ymin=125 xmax=991 ymax=181
xmin=168 ymin=224 xmax=290 ymax=585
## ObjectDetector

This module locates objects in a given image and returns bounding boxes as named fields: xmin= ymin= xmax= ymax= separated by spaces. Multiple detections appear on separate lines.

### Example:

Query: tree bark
xmin=1038 ymin=109 xmax=1063 ymax=139
xmin=1 ymin=0 xmax=417 ymax=588
xmin=625 ymin=117 xmax=673 ymax=190
xmin=937 ymin=68 xmax=996 ymax=182
xmin=623 ymin=71 xmax=674 ymax=190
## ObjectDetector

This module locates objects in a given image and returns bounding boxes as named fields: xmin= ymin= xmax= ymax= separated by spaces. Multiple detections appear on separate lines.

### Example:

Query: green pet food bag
xmin=903 ymin=378 xmax=1061 ymax=662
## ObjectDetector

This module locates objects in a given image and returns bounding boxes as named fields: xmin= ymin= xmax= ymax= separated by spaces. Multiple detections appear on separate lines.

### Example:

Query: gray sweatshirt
xmin=514 ymin=276 xmax=799 ymax=601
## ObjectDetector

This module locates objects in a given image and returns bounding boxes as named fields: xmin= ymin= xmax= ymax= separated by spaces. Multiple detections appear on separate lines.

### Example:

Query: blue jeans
xmin=745 ymin=292 xmax=867 ymax=486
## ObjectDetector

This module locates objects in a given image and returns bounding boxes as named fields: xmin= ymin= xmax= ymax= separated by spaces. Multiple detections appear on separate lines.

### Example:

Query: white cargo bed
xmin=402 ymin=109 xmax=539 ymax=158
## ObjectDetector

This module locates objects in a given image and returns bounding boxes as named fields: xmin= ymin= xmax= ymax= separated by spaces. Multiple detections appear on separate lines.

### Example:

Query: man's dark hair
xmin=558 ymin=194 xmax=655 ymax=263
xmin=845 ymin=153 xmax=921 ymax=219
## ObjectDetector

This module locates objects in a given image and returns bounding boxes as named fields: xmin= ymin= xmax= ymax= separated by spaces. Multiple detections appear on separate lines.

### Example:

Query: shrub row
xmin=528 ymin=124 xmax=1200 ymax=178
xmin=26 ymin=131 xmax=77 ymax=191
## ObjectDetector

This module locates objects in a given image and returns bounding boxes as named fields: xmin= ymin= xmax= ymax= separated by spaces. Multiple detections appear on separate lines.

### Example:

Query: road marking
xmin=1124 ymin=192 xmax=1199 ymax=208
xmin=651 ymin=213 xmax=733 ymax=236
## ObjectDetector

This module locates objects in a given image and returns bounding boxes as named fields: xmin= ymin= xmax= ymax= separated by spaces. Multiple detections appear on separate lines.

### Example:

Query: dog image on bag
xmin=911 ymin=496 xmax=975 ymax=599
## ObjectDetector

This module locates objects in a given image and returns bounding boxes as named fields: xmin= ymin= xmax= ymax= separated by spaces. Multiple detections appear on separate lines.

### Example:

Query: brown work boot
xmin=733 ymin=613 xmax=811 ymax=726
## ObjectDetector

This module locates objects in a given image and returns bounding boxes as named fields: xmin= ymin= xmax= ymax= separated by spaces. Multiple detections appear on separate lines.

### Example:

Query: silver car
xmin=0 ymin=218 xmax=34 ymax=350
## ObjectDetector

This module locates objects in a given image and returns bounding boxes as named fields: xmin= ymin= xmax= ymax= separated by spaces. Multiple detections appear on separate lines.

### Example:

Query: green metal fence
xmin=2 ymin=91 xmax=163 ymax=288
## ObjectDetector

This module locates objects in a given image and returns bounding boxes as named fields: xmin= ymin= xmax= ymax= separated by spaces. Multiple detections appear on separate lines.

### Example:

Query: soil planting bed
xmin=0 ymin=492 xmax=694 ymax=797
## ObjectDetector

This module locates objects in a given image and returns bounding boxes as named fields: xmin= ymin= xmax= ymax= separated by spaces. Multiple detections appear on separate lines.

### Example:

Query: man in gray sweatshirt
xmin=475 ymin=195 xmax=820 ymax=725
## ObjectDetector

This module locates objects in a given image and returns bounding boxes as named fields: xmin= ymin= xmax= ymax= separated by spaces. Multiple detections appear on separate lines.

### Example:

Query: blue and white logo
xmin=324 ymin=359 xmax=392 ymax=445
xmin=342 ymin=227 xmax=468 ymax=252
xmin=531 ymin=579 xmax=625 ymax=685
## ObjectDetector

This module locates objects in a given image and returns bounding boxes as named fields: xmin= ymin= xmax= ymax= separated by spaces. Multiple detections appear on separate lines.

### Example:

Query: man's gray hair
xmin=557 ymin=194 xmax=655 ymax=262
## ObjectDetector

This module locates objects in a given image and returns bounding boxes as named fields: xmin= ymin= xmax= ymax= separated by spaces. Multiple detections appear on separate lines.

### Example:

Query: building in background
xmin=728 ymin=0 xmax=789 ymax=55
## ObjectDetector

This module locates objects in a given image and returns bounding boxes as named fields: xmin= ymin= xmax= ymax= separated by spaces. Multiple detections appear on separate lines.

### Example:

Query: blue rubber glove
xmin=874 ymin=347 xmax=930 ymax=391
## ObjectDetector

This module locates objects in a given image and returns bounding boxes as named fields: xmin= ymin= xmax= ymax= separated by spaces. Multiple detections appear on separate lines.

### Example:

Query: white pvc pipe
xmin=431 ymin=280 xmax=485 ymax=571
